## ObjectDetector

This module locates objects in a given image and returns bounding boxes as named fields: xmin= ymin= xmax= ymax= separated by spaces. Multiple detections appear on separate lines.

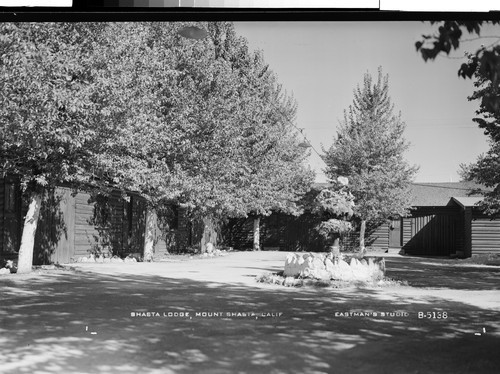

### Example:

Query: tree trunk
xmin=330 ymin=237 xmax=340 ymax=257
xmin=17 ymin=193 xmax=42 ymax=274
xmin=201 ymin=216 xmax=217 ymax=253
xmin=359 ymin=219 xmax=367 ymax=257
xmin=143 ymin=207 xmax=156 ymax=262
xmin=253 ymin=216 xmax=260 ymax=251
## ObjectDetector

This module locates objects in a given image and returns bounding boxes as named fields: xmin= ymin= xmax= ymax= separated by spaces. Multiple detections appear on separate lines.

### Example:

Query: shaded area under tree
xmin=1 ymin=254 xmax=499 ymax=373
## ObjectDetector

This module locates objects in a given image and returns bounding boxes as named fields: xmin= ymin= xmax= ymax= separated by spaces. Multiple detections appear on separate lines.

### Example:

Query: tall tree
xmin=0 ymin=22 xmax=185 ymax=269
xmin=416 ymin=21 xmax=500 ymax=214
xmin=312 ymin=177 xmax=355 ymax=254
xmin=0 ymin=22 xmax=111 ymax=272
xmin=459 ymin=54 xmax=500 ymax=214
xmin=170 ymin=22 xmax=314 ymax=251
xmin=322 ymin=68 xmax=418 ymax=255
xmin=0 ymin=21 xmax=314 ymax=269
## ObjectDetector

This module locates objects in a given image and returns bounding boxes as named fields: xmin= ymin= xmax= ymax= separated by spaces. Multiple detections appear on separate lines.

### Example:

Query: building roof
xmin=312 ymin=181 xmax=487 ymax=207
xmin=410 ymin=182 xmax=485 ymax=206
xmin=450 ymin=196 xmax=484 ymax=208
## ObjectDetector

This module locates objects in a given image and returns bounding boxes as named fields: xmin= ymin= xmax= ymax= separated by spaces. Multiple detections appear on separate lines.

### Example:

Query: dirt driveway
xmin=1 ymin=251 xmax=499 ymax=374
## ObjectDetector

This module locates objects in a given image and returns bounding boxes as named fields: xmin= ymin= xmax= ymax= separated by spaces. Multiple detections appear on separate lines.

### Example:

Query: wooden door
xmin=389 ymin=218 xmax=401 ymax=248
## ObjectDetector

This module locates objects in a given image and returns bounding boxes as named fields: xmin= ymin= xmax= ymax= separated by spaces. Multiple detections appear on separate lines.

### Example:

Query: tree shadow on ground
xmin=1 ymin=268 xmax=499 ymax=374
xmin=384 ymin=256 xmax=500 ymax=290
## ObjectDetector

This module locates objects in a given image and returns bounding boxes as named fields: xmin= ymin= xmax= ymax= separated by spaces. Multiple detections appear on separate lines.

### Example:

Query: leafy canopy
xmin=313 ymin=177 xmax=355 ymax=240
xmin=0 ymin=22 xmax=314 ymax=221
xmin=417 ymin=21 xmax=500 ymax=214
xmin=0 ymin=22 xmax=108 ymax=192
xmin=322 ymin=67 xmax=418 ymax=223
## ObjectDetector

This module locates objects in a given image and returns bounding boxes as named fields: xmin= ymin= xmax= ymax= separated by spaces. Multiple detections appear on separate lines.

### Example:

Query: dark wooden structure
xmin=453 ymin=196 xmax=500 ymax=257
xmin=0 ymin=177 xmax=182 ymax=264
xmin=359 ymin=183 xmax=500 ymax=257
xmin=221 ymin=212 xmax=326 ymax=252
xmin=220 ymin=182 xmax=500 ymax=258
xmin=8 ymin=178 xmax=496 ymax=262
xmin=0 ymin=176 xmax=23 ymax=256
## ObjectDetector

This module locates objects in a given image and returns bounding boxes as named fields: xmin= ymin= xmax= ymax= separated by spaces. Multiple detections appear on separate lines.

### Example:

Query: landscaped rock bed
xmin=285 ymin=252 xmax=386 ymax=281
xmin=73 ymin=254 xmax=140 ymax=263
xmin=71 ymin=248 xmax=229 ymax=264
xmin=257 ymin=252 xmax=394 ymax=288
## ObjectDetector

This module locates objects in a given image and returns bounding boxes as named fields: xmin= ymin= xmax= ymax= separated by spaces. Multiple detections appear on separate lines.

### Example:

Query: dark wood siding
xmin=402 ymin=207 xmax=462 ymax=256
xmin=342 ymin=232 xmax=357 ymax=251
xmin=343 ymin=220 xmax=390 ymax=251
xmin=73 ymin=191 xmax=148 ymax=258
xmin=402 ymin=217 xmax=412 ymax=247
xmin=128 ymin=195 xmax=146 ymax=254
xmin=151 ymin=204 xmax=178 ymax=257
xmin=221 ymin=213 xmax=326 ymax=252
xmin=175 ymin=207 xmax=190 ymax=251
xmin=220 ymin=216 xmax=254 ymax=250
xmin=368 ymin=221 xmax=390 ymax=249
xmin=1 ymin=177 xmax=22 ymax=254
xmin=33 ymin=187 xmax=75 ymax=264
xmin=471 ymin=214 xmax=500 ymax=255
xmin=0 ymin=178 xmax=4 ymax=254
xmin=463 ymin=208 xmax=472 ymax=257
xmin=108 ymin=191 xmax=125 ymax=252
xmin=74 ymin=192 xmax=99 ymax=257
xmin=273 ymin=213 xmax=325 ymax=252
xmin=0 ymin=177 xmax=164 ymax=263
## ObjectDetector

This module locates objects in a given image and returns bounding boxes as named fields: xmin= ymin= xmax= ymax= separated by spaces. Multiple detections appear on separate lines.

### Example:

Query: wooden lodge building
xmin=221 ymin=182 xmax=500 ymax=258
xmin=2 ymin=177 xmax=500 ymax=265
xmin=356 ymin=182 xmax=500 ymax=257
xmin=0 ymin=176 xmax=190 ymax=265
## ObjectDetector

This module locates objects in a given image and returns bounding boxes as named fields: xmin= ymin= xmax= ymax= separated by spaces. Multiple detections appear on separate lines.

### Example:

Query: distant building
xmin=221 ymin=182 xmax=500 ymax=258
xmin=345 ymin=182 xmax=500 ymax=257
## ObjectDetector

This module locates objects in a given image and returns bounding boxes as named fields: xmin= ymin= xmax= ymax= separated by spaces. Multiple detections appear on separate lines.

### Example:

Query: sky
xmin=233 ymin=21 xmax=498 ymax=183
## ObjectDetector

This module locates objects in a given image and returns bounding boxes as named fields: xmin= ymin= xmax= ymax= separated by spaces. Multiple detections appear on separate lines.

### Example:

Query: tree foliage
xmin=415 ymin=21 xmax=500 ymax=118
xmin=165 ymin=22 xmax=314 ymax=222
xmin=0 ymin=21 xmax=314 ymax=262
xmin=416 ymin=21 xmax=500 ymax=214
xmin=322 ymin=68 xmax=418 ymax=251
xmin=312 ymin=181 xmax=355 ymax=219
xmin=0 ymin=22 xmax=108 ymax=192
xmin=313 ymin=178 xmax=355 ymax=245
xmin=459 ymin=55 xmax=500 ymax=214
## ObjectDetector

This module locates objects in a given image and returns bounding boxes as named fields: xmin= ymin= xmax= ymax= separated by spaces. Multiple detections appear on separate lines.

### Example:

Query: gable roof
xmin=312 ymin=181 xmax=487 ymax=207
xmin=410 ymin=182 xmax=485 ymax=206
xmin=450 ymin=196 xmax=484 ymax=208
